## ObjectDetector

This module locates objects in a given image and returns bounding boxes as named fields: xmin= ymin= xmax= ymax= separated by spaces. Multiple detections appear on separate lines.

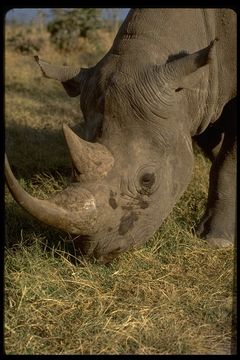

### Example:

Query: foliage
xmin=47 ymin=8 xmax=103 ymax=51
xmin=6 ymin=28 xmax=45 ymax=54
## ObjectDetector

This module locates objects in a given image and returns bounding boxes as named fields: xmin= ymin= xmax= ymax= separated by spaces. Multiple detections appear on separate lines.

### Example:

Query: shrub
xmin=7 ymin=30 xmax=44 ymax=54
xmin=47 ymin=9 xmax=103 ymax=51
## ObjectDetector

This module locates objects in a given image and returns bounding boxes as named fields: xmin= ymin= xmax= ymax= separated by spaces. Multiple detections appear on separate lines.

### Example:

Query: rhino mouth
xmin=92 ymin=244 xmax=124 ymax=264
xmin=70 ymin=219 xmax=138 ymax=263
xmin=67 ymin=234 xmax=122 ymax=264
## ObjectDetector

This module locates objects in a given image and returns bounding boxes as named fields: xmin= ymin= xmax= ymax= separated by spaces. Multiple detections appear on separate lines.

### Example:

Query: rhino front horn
xmin=62 ymin=124 xmax=114 ymax=182
xmin=5 ymin=154 xmax=98 ymax=235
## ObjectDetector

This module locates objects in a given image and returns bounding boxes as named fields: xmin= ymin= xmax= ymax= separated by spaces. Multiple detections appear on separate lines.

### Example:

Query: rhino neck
xmin=188 ymin=9 xmax=236 ymax=136
xmin=101 ymin=9 xmax=212 ymax=136
xmin=109 ymin=8 xmax=235 ymax=137
xmin=93 ymin=8 xmax=235 ymax=139
xmin=111 ymin=9 xmax=210 ymax=65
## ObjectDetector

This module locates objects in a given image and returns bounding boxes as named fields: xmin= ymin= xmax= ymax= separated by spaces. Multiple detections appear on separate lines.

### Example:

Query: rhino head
xmin=5 ymin=40 xmax=216 ymax=263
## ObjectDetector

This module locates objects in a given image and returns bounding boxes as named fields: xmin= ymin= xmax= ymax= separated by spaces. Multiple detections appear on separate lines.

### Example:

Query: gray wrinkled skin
xmin=6 ymin=9 xmax=236 ymax=263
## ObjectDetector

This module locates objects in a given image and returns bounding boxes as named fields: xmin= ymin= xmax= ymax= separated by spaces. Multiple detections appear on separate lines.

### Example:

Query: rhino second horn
xmin=62 ymin=124 xmax=114 ymax=182
xmin=5 ymin=154 xmax=98 ymax=235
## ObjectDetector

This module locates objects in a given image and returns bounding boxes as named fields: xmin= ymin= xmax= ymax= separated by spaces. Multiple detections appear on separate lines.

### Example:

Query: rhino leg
xmin=196 ymin=98 xmax=236 ymax=247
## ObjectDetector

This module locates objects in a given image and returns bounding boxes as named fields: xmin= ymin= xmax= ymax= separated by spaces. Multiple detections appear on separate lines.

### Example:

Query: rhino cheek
xmin=118 ymin=211 xmax=139 ymax=236
xmin=100 ymin=211 xmax=159 ymax=261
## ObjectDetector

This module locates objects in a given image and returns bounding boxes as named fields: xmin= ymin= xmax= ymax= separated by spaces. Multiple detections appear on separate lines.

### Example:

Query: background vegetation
xmin=4 ymin=10 xmax=236 ymax=355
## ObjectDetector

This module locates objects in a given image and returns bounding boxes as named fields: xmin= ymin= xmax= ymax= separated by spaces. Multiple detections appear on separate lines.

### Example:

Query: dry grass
xmin=4 ymin=23 xmax=236 ymax=355
xmin=4 ymin=237 xmax=234 ymax=355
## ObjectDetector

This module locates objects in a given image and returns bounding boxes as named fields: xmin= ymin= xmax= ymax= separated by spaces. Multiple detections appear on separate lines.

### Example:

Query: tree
xmin=47 ymin=8 xmax=103 ymax=51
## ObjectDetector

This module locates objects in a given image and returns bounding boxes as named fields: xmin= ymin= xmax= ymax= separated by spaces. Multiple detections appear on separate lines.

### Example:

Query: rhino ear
xmin=166 ymin=39 xmax=217 ymax=76
xmin=34 ymin=56 xmax=89 ymax=97
xmin=157 ymin=39 xmax=218 ymax=91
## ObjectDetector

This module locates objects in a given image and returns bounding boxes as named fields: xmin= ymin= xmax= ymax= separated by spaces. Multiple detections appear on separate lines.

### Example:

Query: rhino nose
xmin=95 ymin=245 xmax=124 ymax=264
xmin=95 ymin=253 xmax=118 ymax=264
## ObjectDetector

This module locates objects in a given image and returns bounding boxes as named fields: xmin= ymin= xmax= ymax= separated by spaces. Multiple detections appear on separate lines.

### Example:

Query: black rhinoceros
xmin=5 ymin=9 xmax=236 ymax=263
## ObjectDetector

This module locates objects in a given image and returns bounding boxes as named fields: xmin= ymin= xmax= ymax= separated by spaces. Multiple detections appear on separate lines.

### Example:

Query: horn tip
xmin=62 ymin=123 xmax=71 ymax=134
xmin=210 ymin=38 xmax=219 ymax=47
xmin=5 ymin=153 xmax=9 ymax=168
xmin=34 ymin=56 xmax=51 ymax=78
xmin=62 ymin=123 xmax=77 ymax=143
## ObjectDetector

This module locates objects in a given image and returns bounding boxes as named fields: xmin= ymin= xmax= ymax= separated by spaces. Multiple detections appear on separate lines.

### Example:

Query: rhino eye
xmin=140 ymin=173 xmax=155 ymax=193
